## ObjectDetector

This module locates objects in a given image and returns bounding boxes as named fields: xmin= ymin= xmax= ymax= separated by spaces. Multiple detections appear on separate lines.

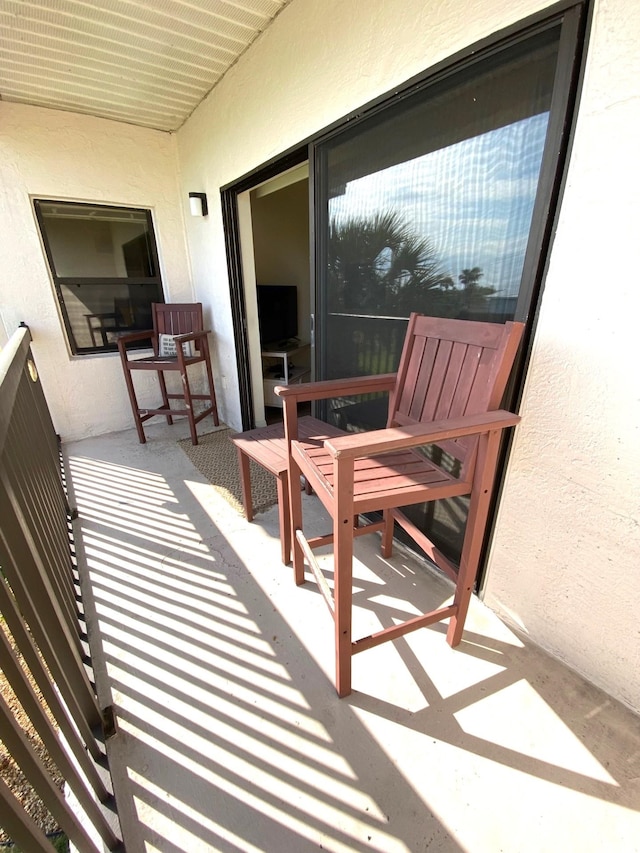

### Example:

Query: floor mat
xmin=177 ymin=427 xmax=278 ymax=516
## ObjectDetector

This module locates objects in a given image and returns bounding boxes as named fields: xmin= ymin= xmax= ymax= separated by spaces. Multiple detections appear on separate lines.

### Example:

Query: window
xmin=316 ymin=25 xmax=562 ymax=383
xmin=311 ymin=9 xmax=584 ymax=566
xmin=34 ymin=200 xmax=164 ymax=354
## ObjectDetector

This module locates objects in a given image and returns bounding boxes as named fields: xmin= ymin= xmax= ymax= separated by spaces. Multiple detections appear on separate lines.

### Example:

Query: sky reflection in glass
xmin=329 ymin=112 xmax=550 ymax=301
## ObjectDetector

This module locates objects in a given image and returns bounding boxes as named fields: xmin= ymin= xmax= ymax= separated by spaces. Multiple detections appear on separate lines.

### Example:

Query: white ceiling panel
xmin=0 ymin=0 xmax=292 ymax=131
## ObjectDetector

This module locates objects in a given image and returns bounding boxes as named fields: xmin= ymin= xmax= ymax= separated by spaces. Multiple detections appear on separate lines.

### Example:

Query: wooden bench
xmin=231 ymin=416 xmax=343 ymax=564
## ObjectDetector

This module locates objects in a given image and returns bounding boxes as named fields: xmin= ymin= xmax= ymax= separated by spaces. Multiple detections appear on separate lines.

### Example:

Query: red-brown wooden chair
xmin=278 ymin=313 xmax=524 ymax=696
xmin=118 ymin=302 xmax=219 ymax=445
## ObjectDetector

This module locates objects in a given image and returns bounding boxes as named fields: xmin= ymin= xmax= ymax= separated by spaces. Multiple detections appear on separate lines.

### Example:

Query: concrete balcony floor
xmin=65 ymin=419 xmax=640 ymax=853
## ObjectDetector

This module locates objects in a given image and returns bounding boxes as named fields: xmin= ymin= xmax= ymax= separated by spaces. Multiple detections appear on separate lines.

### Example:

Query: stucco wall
xmin=0 ymin=102 xmax=193 ymax=440
xmin=485 ymin=0 xmax=640 ymax=712
xmin=175 ymin=0 xmax=640 ymax=712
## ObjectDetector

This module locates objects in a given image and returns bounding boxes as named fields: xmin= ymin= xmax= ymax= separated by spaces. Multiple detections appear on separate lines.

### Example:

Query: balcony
xmin=1 ymin=327 xmax=638 ymax=852
xmin=52 ymin=416 xmax=638 ymax=851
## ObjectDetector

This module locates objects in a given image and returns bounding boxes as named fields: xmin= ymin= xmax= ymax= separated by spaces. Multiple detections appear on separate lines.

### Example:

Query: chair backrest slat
xmin=153 ymin=303 xmax=204 ymax=345
xmin=389 ymin=314 xmax=524 ymax=476
xmin=433 ymin=340 xmax=469 ymax=420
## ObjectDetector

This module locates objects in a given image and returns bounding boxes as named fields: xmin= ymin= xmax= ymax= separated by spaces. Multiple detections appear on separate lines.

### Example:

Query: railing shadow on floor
xmin=66 ymin=426 xmax=640 ymax=853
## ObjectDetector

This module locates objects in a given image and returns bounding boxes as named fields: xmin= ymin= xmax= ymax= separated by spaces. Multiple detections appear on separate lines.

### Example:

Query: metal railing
xmin=0 ymin=326 xmax=122 ymax=852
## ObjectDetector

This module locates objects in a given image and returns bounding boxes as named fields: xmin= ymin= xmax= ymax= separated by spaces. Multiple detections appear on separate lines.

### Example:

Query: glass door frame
xmin=304 ymin=3 xmax=589 ymax=581
xmin=309 ymin=1 xmax=588 ymax=400
xmin=222 ymin=0 xmax=590 ymax=579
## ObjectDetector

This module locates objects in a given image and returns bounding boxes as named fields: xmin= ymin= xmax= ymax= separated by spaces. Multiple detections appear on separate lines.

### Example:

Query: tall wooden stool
xmin=118 ymin=303 xmax=219 ymax=445
xmin=232 ymin=416 xmax=342 ymax=564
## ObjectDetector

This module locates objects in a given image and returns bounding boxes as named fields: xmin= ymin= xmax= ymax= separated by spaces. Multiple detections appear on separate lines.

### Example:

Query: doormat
xmin=177 ymin=428 xmax=278 ymax=516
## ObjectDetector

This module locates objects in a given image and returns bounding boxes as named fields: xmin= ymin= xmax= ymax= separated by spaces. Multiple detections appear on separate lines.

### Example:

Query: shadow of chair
xmin=277 ymin=313 xmax=524 ymax=696
xmin=117 ymin=302 xmax=219 ymax=446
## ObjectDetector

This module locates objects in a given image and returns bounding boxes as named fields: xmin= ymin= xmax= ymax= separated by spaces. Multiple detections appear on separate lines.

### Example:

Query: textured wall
xmin=485 ymin=0 xmax=640 ymax=713
xmin=176 ymin=0 xmax=640 ymax=712
xmin=0 ymin=103 xmax=192 ymax=440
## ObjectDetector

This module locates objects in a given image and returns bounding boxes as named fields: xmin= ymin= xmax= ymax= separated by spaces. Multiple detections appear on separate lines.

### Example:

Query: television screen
xmin=256 ymin=285 xmax=298 ymax=345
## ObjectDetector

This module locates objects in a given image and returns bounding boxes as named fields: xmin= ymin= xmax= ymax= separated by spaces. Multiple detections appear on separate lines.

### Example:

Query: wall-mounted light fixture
xmin=188 ymin=192 xmax=208 ymax=217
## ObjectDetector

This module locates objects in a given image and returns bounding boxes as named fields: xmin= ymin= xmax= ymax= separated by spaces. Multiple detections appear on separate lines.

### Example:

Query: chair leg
xmin=333 ymin=458 xmax=355 ymax=697
xmin=120 ymin=361 xmax=146 ymax=444
xmin=157 ymin=371 xmax=173 ymax=425
xmin=447 ymin=430 xmax=501 ymax=647
xmin=181 ymin=368 xmax=198 ymax=446
xmin=381 ymin=508 xmax=394 ymax=558
xmin=236 ymin=448 xmax=253 ymax=522
xmin=201 ymin=337 xmax=220 ymax=427
xmin=277 ymin=473 xmax=291 ymax=566
xmin=288 ymin=452 xmax=306 ymax=585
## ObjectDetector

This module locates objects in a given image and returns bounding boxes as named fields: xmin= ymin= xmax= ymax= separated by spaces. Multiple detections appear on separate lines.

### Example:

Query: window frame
xmin=34 ymin=199 xmax=164 ymax=355
xmin=223 ymin=0 xmax=590 ymax=431
xmin=220 ymin=0 xmax=590 ymax=586
xmin=307 ymin=1 xmax=589 ymax=579
xmin=311 ymin=3 xmax=586 ymax=342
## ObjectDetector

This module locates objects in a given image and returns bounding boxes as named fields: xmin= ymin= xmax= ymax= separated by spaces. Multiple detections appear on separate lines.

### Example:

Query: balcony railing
xmin=0 ymin=325 xmax=122 ymax=852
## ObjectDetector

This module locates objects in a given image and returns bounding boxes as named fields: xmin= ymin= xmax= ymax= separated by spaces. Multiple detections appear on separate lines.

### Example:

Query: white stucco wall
xmin=175 ymin=0 xmax=640 ymax=713
xmin=0 ymin=102 xmax=193 ymax=440
xmin=485 ymin=0 xmax=640 ymax=712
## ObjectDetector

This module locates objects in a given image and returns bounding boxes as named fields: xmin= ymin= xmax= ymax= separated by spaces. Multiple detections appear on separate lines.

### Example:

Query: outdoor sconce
xmin=189 ymin=192 xmax=208 ymax=217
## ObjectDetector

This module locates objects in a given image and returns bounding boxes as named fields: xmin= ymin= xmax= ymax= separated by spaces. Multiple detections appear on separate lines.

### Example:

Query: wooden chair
xmin=278 ymin=313 xmax=524 ymax=696
xmin=118 ymin=303 xmax=219 ymax=445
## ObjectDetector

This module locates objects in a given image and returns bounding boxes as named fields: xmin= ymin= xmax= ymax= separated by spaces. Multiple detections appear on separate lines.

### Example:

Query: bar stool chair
xmin=118 ymin=302 xmax=219 ymax=445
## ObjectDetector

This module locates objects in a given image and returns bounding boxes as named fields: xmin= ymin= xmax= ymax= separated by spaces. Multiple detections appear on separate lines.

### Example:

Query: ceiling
xmin=0 ymin=0 xmax=292 ymax=132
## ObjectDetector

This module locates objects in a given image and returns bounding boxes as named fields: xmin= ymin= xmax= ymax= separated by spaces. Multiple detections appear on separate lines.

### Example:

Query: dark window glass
xmin=315 ymin=25 xmax=566 ymax=564
xmin=319 ymin=27 xmax=560 ymax=383
xmin=35 ymin=200 xmax=164 ymax=354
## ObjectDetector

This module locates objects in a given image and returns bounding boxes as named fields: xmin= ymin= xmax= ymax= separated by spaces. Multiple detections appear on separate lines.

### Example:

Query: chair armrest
xmin=85 ymin=312 xmax=117 ymax=320
xmin=275 ymin=372 xmax=397 ymax=403
xmin=322 ymin=410 xmax=521 ymax=459
xmin=173 ymin=330 xmax=210 ymax=343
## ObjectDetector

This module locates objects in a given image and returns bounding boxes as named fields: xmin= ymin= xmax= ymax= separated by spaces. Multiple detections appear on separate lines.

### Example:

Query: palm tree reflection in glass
xmin=327 ymin=211 xmax=496 ymax=321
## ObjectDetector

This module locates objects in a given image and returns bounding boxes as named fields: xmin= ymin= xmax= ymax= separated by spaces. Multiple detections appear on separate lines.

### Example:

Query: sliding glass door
xmin=313 ymin=12 xmax=583 ymax=564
